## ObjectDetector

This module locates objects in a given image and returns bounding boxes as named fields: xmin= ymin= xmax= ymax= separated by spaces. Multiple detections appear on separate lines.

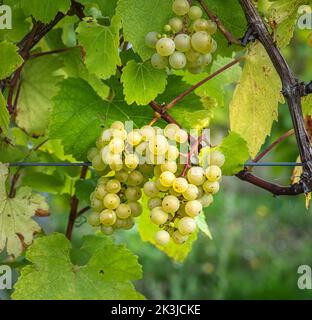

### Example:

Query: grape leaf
xmin=157 ymin=75 xmax=209 ymax=130
xmin=19 ymin=0 xmax=71 ymax=23
xmin=121 ymin=60 xmax=167 ymax=105
xmin=12 ymin=233 xmax=144 ymax=300
xmin=0 ymin=163 xmax=48 ymax=257
xmin=230 ymin=42 xmax=282 ymax=158
xmin=270 ymin=0 xmax=308 ymax=48
xmin=195 ymin=213 xmax=213 ymax=240
xmin=0 ymin=41 xmax=23 ymax=79
xmin=0 ymin=92 xmax=9 ymax=135
xmin=75 ymin=179 xmax=97 ymax=203
xmin=138 ymin=197 xmax=197 ymax=262
xmin=49 ymin=78 xmax=153 ymax=160
xmin=15 ymin=55 xmax=64 ymax=137
xmin=117 ymin=0 xmax=173 ymax=60
xmin=218 ymin=131 xmax=249 ymax=176
xmin=302 ymin=93 xmax=312 ymax=116
xmin=76 ymin=16 xmax=121 ymax=80
xmin=79 ymin=0 xmax=118 ymax=17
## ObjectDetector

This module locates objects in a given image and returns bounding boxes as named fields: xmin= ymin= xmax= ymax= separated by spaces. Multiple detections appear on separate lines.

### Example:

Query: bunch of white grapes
xmin=87 ymin=121 xmax=225 ymax=245
xmin=145 ymin=0 xmax=218 ymax=74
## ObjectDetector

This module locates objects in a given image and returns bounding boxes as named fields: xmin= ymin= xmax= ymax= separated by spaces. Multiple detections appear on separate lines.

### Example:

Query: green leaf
xmin=195 ymin=213 xmax=213 ymax=240
xmin=117 ymin=0 xmax=173 ymax=60
xmin=76 ymin=16 xmax=121 ymax=80
xmin=20 ymin=0 xmax=71 ymax=23
xmin=79 ymin=0 xmax=118 ymax=17
xmin=157 ymin=75 xmax=208 ymax=130
xmin=230 ymin=42 xmax=282 ymax=158
xmin=0 ymin=92 xmax=9 ymax=135
xmin=75 ymin=179 xmax=96 ymax=203
xmin=270 ymin=0 xmax=308 ymax=48
xmin=12 ymin=233 xmax=144 ymax=300
xmin=0 ymin=163 xmax=48 ymax=257
xmin=218 ymin=132 xmax=249 ymax=176
xmin=121 ymin=60 xmax=167 ymax=105
xmin=0 ymin=41 xmax=23 ymax=79
xmin=302 ymin=94 xmax=312 ymax=116
xmin=15 ymin=55 xmax=64 ymax=137
xmin=49 ymin=78 xmax=153 ymax=160
xmin=138 ymin=197 xmax=197 ymax=262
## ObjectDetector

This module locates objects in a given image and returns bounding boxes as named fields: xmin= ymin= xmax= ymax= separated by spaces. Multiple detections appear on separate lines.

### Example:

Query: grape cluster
xmin=87 ymin=121 xmax=225 ymax=245
xmin=145 ymin=0 xmax=218 ymax=74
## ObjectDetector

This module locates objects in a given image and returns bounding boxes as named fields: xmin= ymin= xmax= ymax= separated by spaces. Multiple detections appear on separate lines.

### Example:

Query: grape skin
xmin=191 ymin=31 xmax=213 ymax=54
xmin=169 ymin=52 xmax=187 ymax=69
xmin=145 ymin=31 xmax=159 ymax=48
xmin=156 ymin=38 xmax=176 ymax=57
xmin=155 ymin=230 xmax=171 ymax=246
xmin=174 ymin=34 xmax=191 ymax=53
xmin=172 ymin=0 xmax=190 ymax=16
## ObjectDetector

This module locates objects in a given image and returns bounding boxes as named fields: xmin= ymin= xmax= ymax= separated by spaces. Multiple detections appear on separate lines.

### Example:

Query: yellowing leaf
xmin=121 ymin=60 xmax=167 ymax=105
xmin=0 ymin=92 xmax=9 ymax=135
xmin=0 ymin=163 xmax=48 ymax=257
xmin=0 ymin=41 xmax=23 ymax=79
xmin=230 ymin=42 xmax=282 ymax=158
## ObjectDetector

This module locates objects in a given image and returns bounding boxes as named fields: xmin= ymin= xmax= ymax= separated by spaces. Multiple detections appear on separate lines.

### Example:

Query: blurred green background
xmin=1 ymin=19 xmax=312 ymax=301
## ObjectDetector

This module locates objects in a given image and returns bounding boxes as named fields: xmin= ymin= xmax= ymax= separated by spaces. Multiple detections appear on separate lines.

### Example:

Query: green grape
xmin=197 ymin=185 xmax=204 ymax=198
xmin=148 ymin=134 xmax=169 ymax=155
xmin=192 ymin=18 xmax=209 ymax=32
xmin=148 ymin=197 xmax=163 ymax=210
xmin=166 ymin=145 xmax=180 ymax=161
xmin=164 ymin=24 xmax=172 ymax=32
xmin=116 ymin=203 xmax=132 ymax=219
xmin=101 ymin=226 xmax=114 ymax=235
xmin=103 ymin=193 xmax=120 ymax=210
xmin=146 ymin=152 xmax=165 ymax=165
xmin=87 ymin=148 xmax=98 ymax=162
xmin=124 ymin=153 xmax=139 ymax=170
xmin=172 ymin=0 xmax=190 ymax=16
xmin=188 ymin=66 xmax=204 ymax=74
xmin=187 ymin=54 xmax=205 ymax=68
xmin=150 ymin=207 xmax=169 ymax=225
xmin=182 ymin=184 xmax=199 ymax=201
xmin=169 ymin=17 xmax=183 ymax=33
xmin=100 ymin=209 xmax=117 ymax=226
xmin=127 ymin=130 xmax=142 ymax=146
xmin=169 ymin=187 xmax=181 ymax=197
xmin=162 ymin=195 xmax=180 ymax=213
xmin=98 ymin=176 xmax=109 ymax=185
xmin=139 ymin=163 xmax=154 ymax=178
xmin=92 ymin=154 xmax=106 ymax=171
xmin=172 ymin=230 xmax=188 ymax=244
xmin=115 ymin=169 xmax=128 ymax=183
xmin=191 ymin=31 xmax=213 ymax=54
xmin=199 ymin=194 xmax=213 ymax=208
xmin=177 ymin=202 xmax=186 ymax=216
xmin=185 ymin=200 xmax=202 ymax=217
xmin=94 ymin=184 xmax=108 ymax=200
xmin=145 ymin=31 xmax=159 ymax=48
xmin=164 ymin=123 xmax=180 ymax=140
xmin=127 ymin=170 xmax=144 ymax=186
xmin=188 ymin=5 xmax=203 ymax=20
xmin=174 ymin=34 xmax=191 ymax=53
xmin=203 ymin=180 xmax=220 ymax=195
xmin=151 ymin=53 xmax=168 ymax=70
xmin=206 ymin=20 xmax=217 ymax=35
xmin=161 ymin=161 xmax=178 ymax=173
xmin=135 ymin=142 xmax=148 ymax=156
xmin=111 ymin=121 xmax=125 ymax=130
xmin=109 ymin=159 xmax=123 ymax=172
xmin=88 ymin=211 xmax=101 ymax=227
xmin=128 ymin=201 xmax=143 ymax=217
xmin=173 ymin=177 xmax=188 ymax=193
xmin=178 ymin=217 xmax=197 ymax=235
xmin=91 ymin=196 xmax=104 ymax=212
xmin=101 ymin=129 xmax=112 ymax=144
xmin=205 ymin=165 xmax=222 ymax=182
xmin=185 ymin=49 xmax=201 ymax=63
xmin=155 ymin=178 xmax=169 ymax=192
xmin=112 ymin=128 xmax=127 ymax=140
xmin=211 ymin=38 xmax=217 ymax=53
xmin=109 ymin=138 xmax=124 ymax=154
xmin=159 ymin=171 xmax=176 ymax=187
xmin=154 ymin=165 xmax=162 ymax=178
xmin=169 ymin=52 xmax=187 ymax=69
xmin=123 ymin=218 xmax=135 ymax=230
xmin=155 ymin=230 xmax=170 ymax=246
xmin=156 ymin=38 xmax=176 ymax=56
xmin=125 ymin=186 xmax=142 ymax=201
xmin=175 ymin=129 xmax=188 ymax=143
xmin=114 ymin=218 xmax=126 ymax=229
xmin=209 ymin=150 xmax=225 ymax=167
xmin=187 ymin=166 xmax=206 ymax=185
xmin=143 ymin=181 xmax=160 ymax=197
xmin=106 ymin=179 xmax=121 ymax=193
xmin=203 ymin=53 xmax=212 ymax=66
xmin=140 ymin=125 xmax=155 ymax=141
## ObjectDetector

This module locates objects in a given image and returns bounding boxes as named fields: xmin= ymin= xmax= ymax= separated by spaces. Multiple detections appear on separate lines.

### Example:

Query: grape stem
xmin=165 ymin=58 xmax=242 ymax=111
xmin=197 ymin=0 xmax=242 ymax=46
xmin=181 ymin=134 xmax=204 ymax=177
